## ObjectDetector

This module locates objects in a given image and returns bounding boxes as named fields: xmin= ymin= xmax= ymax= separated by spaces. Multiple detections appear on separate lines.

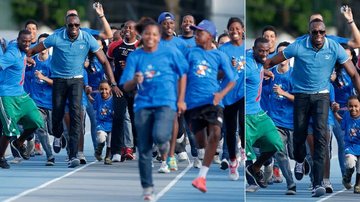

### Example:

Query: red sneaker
xmin=192 ymin=177 xmax=207 ymax=193
xmin=124 ymin=147 xmax=135 ymax=160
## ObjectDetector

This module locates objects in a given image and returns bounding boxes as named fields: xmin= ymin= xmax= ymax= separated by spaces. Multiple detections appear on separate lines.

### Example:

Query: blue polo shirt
xmin=0 ymin=43 xmax=27 ymax=96
xmin=341 ymin=111 xmax=360 ymax=155
xmin=283 ymin=37 xmax=348 ymax=93
xmin=120 ymin=46 xmax=188 ymax=112
xmin=30 ymin=55 xmax=53 ymax=110
xmin=185 ymin=47 xmax=236 ymax=110
xmin=218 ymin=41 xmax=245 ymax=105
xmin=160 ymin=36 xmax=189 ymax=56
xmin=43 ymin=29 xmax=100 ymax=78
xmin=245 ymin=51 xmax=264 ymax=115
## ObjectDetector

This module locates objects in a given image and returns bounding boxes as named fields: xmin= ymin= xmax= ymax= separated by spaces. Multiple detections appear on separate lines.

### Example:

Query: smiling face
xmin=25 ymin=23 xmax=37 ymax=43
xmin=124 ymin=21 xmax=137 ymax=42
xmin=253 ymin=42 xmax=270 ymax=64
xmin=142 ymin=24 xmax=160 ymax=51
xmin=228 ymin=21 xmax=244 ymax=42
xmin=17 ymin=33 xmax=32 ymax=52
xmin=348 ymin=97 xmax=360 ymax=118
xmin=309 ymin=21 xmax=326 ymax=49
xmin=161 ymin=19 xmax=175 ymax=38
xmin=66 ymin=15 xmax=80 ymax=39
xmin=262 ymin=30 xmax=276 ymax=51
xmin=99 ymin=82 xmax=111 ymax=100
xmin=181 ymin=15 xmax=195 ymax=35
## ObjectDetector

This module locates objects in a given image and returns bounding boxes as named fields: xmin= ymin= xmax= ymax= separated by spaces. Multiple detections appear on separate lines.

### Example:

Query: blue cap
xmin=190 ymin=20 xmax=217 ymax=37
xmin=158 ymin=12 xmax=175 ymax=24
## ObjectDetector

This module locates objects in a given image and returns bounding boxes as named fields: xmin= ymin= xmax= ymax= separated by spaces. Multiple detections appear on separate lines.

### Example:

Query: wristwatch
xmin=110 ymin=82 xmax=117 ymax=88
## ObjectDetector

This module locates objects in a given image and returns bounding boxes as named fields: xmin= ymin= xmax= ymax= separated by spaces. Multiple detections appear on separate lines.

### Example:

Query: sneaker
xmin=246 ymin=165 xmax=267 ymax=188
xmin=167 ymin=156 xmax=178 ymax=171
xmin=312 ymin=185 xmax=326 ymax=197
xmin=197 ymin=148 xmax=205 ymax=160
xmin=124 ymin=147 xmax=135 ymax=160
xmin=273 ymin=166 xmax=283 ymax=183
xmin=104 ymin=157 xmax=112 ymax=165
xmin=0 ymin=157 xmax=10 ymax=169
xmin=213 ymin=154 xmax=221 ymax=164
xmin=229 ymin=160 xmax=239 ymax=181
xmin=46 ymin=157 xmax=55 ymax=166
xmin=354 ymin=185 xmax=360 ymax=194
xmin=192 ymin=177 xmax=207 ymax=193
xmin=342 ymin=174 xmax=353 ymax=190
xmin=246 ymin=184 xmax=259 ymax=192
xmin=10 ymin=140 xmax=29 ymax=160
xmin=9 ymin=157 xmax=22 ymax=164
xmin=177 ymin=151 xmax=188 ymax=162
xmin=52 ymin=137 xmax=62 ymax=153
xmin=78 ymin=152 xmax=87 ymax=164
xmin=34 ymin=143 xmax=43 ymax=155
xmin=323 ymin=179 xmax=333 ymax=193
xmin=112 ymin=154 xmax=121 ymax=162
xmin=286 ymin=185 xmax=296 ymax=195
xmin=220 ymin=159 xmax=229 ymax=170
xmin=68 ymin=157 xmax=80 ymax=168
xmin=193 ymin=157 xmax=202 ymax=169
xmin=294 ymin=161 xmax=304 ymax=180
xmin=158 ymin=161 xmax=170 ymax=173
xmin=143 ymin=187 xmax=155 ymax=201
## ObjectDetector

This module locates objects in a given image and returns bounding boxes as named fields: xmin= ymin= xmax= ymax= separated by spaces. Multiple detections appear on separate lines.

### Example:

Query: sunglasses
xmin=67 ymin=23 xmax=80 ymax=28
xmin=311 ymin=30 xmax=325 ymax=35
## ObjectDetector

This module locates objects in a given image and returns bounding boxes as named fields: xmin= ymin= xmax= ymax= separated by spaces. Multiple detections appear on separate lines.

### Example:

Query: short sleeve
xmin=88 ymin=35 xmax=101 ymax=53
xmin=0 ymin=46 xmax=17 ymax=70
xmin=282 ymin=41 xmax=298 ymax=60
xmin=43 ymin=33 xmax=57 ymax=49
xmin=337 ymin=44 xmax=350 ymax=64
xmin=171 ymin=48 xmax=189 ymax=77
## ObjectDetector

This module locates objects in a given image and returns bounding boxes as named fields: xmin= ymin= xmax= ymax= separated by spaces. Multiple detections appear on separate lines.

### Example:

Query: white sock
xmin=198 ymin=166 xmax=209 ymax=178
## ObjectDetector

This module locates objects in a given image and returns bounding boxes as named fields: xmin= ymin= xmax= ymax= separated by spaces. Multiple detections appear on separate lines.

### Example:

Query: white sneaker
xmin=177 ymin=152 xmax=188 ymax=162
xmin=9 ymin=157 xmax=23 ymax=164
xmin=77 ymin=152 xmax=87 ymax=164
xmin=26 ymin=139 xmax=35 ymax=157
xmin=193 ymin=157 xmax=202 ymax=169
xmin=112 ymin=154 xmax=121 ymax=162
xmin=158 ymin=161 xmax=170 ymax=173
xmin=197 ymin=148 xmax=205 ymax=160
xmin=213 ymin=155 xmax=221 ymax=164
xmin=246 ymin=184 xmax=259 ymax=192
xmin=229 ymin=160 xmax=239 ymax=181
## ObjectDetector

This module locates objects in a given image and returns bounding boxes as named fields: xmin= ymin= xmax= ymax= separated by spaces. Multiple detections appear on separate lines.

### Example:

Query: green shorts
xmin=0 ymin=94 xmax=44 ymax=136
xmin=245 ymin=111 xmax=284 ymax=160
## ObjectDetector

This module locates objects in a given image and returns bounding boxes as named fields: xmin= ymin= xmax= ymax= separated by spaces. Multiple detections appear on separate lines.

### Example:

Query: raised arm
xmin=263 ymin=51 xmax=287 ymax=69
xmin=94 ymin=49 xmax=122 ymax=97
xmin=342 ymin=7 xmax=360 ymax=48
xmin=27 ymin=42 xmax=46 ymax=57
xmin=94 ymin=3 xmax=113 ymax=40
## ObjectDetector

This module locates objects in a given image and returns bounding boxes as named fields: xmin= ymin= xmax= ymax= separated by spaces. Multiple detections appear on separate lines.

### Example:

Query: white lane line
xmin=317 ymin=188 xmax=346 ymax=202
xmin=3 ymin=161 xmax=97 ymax=202
xmin=155 ymin=163 xmax=193 ymax=202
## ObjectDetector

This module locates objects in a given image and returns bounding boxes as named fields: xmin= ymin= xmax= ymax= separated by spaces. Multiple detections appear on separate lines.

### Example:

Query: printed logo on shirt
xmin=232 ymin=56 xmax=245 ymax=73
xmin=324 ymin=54 xmax=331 ymax=60
xmin=80 ymin=45 xmax=85 ymax=49
xmin=195 ymin=60 xmax=211 ymax=77
xmin=100 ymin=106 xmax=110 ymax=116
xmin=144 ymin=64 xmax=160 ymax=80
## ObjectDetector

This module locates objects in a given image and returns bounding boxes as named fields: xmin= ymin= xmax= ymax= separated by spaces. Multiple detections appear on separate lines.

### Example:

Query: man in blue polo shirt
xmin=0 ymin=30 xmax=44 ymax=169
xmin=27 ymin=14 xmax=121 ymax=168
xmin=264 ymin=19 xmax=360 ymax=197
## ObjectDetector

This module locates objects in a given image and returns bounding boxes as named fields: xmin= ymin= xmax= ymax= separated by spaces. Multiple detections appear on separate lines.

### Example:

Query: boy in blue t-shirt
xmin=93 ymin=80 xmax=113 ymax=165
xmin=185 ymin=20 xmax=236 ymax=193
xmin=335 ymin=95 xmax=360 ymax=193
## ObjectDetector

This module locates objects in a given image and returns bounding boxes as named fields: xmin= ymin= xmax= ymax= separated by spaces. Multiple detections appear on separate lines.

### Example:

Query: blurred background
xmin=0 ymin=0 xmax=244 ymax=41
xmin=246 ymin=0 xmax=360 ymax=48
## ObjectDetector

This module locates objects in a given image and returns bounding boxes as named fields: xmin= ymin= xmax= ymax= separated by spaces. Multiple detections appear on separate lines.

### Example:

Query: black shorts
xmin=185 ymin=104 xmax=223 ymax=134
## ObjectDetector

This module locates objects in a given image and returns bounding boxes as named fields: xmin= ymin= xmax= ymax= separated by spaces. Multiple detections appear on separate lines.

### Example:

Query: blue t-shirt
xmin=266 ymin=66 xmax=294 ymax=129
xmin=341 ymin=111 xmax=360 ymax=156
xmin=178 ymin=35 xmax=196 ymax=48
xmin=333 ymin=68 xmax=355 ymax=108
xmin=87 ymin=57 xmax=105 ymax=90
xmin=283 ymin=37 xmax=348 ymax=93
xmin=0 ymin=43 xmax=27 ymax=96
xmin=260 ymin=50 xmax=277 ymax=112
xmin=245 ymin=51 xmax=264 ymax=115
xmin=94 ymin=93 xmax=113 ymax=132
xmin=185 ymin=47 xmax=235 ymax=110
xmin=43 ymin=29 xmax=100 ymax=78
xmin=120 ymin=46 xmax=188 ymax=112
xmin=29 ymin=55 xmax=53 ymax=109
xmin=160 ymin=37 xmax=189 ymax=56
xmin=24 ymin=42 xmax=40 ymax=95
xmin=218 ymin=41 xmax=245 ymax=105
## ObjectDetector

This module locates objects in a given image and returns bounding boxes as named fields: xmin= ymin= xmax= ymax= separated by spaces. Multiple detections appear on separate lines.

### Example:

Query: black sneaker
xmin=46 ymin=157 xmax=55 ymax=166
xmin=220 ymin=159 xmax=229 ymax=170
xmin=312 ymin=185 xmax=325 ymax=197
xmin=246 ymin=165 xmax=267 ymax=188
xmin=0 ymin=157 xmax=10 ymax=169
xmin=10 ymin=140 xmax=29 ymax=160
xmin=294 ymin=161 xmax=304 ymax=180
xmin=68 ymin=157 xmax=80 ymax=168
xmin=53 ymin=137 xmax=62 ymax=153
xmin=286 ymin=185 xmax=296 ymax=195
